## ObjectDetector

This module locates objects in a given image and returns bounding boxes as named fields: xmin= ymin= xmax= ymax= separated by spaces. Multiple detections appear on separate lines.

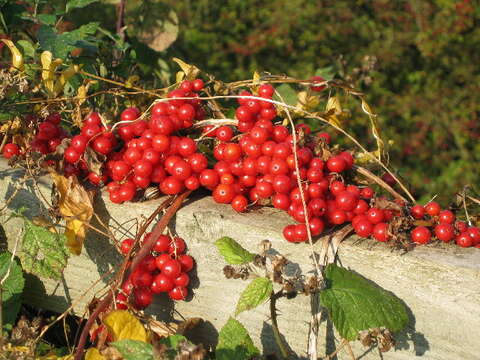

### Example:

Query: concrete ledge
xmin=0 ymin=159 xmax=479 ymax=359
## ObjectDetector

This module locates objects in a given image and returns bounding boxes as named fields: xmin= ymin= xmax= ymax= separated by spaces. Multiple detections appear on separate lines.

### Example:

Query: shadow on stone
xmin=23 ymin=272 xmax=70 ymax=313
xmin=184 ymin=319 xmax=219 ymax=351
xmin=83 ymin=194 xmax=122 ymax=279
xmin=260 ymin=321 xmax=296 ymax=359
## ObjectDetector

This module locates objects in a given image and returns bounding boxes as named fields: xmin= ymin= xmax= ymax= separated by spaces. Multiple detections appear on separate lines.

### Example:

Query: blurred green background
xmin=1 ymin=0 xmax=479 ymax=204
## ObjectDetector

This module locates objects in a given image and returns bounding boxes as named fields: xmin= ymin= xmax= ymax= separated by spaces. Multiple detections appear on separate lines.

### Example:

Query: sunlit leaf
xmin=103 ymin=310 xmax=148 ymax=342
xmin=235 ymin=277 xmax=272 ymax=316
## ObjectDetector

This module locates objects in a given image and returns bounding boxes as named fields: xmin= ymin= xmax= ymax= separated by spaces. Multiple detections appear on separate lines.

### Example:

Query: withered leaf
xmin=50 ymin=172 xmax=94 ymax=255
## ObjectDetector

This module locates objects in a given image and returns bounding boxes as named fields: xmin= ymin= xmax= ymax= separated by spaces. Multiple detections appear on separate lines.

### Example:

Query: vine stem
xmin=73 ymin=191 xmax=191 ymax=360
xmin=270 ymin=291 xmax=289 ymax=359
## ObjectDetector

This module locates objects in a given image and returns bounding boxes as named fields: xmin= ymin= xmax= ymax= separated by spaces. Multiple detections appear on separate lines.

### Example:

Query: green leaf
xmin=21 ymin=219 xmax=69 ymax=280
xmin=273 ymin=83 xmax=297 ymax=106
xmin=315 ymin=66 xmax=336 ymax=81
xmin=66 ymin=0 xmax=99 ymax=12
xmin=0 ymin=252 xmax=24 ymax=326
xmin=17 ymin=40 xmax=35 ymax=58
xmin=37 ymin=13 xmax=57 ymax=25
xmin=214 ymin=237 xmax=255 ymax=265
xmin=320 ymin=264 xmax=409 ymax=341
xmin=236 ymin=277 xmax=272 ymax=316
xmin=110 ymin=339 xmax=153 ymax=360
xmin=38 ymin=22 xmax=99 ymax=59
xmin=216 ymin=317 xmax=260 ymax=360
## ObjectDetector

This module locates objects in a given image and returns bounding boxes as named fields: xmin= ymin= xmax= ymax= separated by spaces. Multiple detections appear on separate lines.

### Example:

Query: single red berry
xmin=467 ymin=227 xmax=480 ymax=245
xmin=366 ymin=207 xmax=385 ymax=224
xmin=178 ymin=254 xmax=194 ymax=272
xmin=310 ymin=75 xmax=326 ymax=92
xmin=434 ymin=223 xmax=455 ymax=242
xmin=2 ymin=143 xmax=20 ymax=159
xmin=168 ymin=237 xmax=186 ymax=256
xmin=335 ymin=191 xmax=359 ymax=211
xmin=360 ymin=187 xmax=374 ymax=199
xmin=456 ymin=233 xmax=473 ymax=248
xmin=231 ymin=195 xmax=248 ymax=212
xmin=120 ymin=238 xmax=134 ymax=255
xmin=153 ymin=235 xmax=171 ymax=253
xmin=174 ymin=273 xmax=190 ymax=287
xmin=192 ymin=79 xmax=204 ymax=91
xmin=133 ymin=287 xmax=153 ymax=309
xmin=425 ymin=201 xmax=441 ymax=216
xmin=151 ymin=273 xmax=174 ymax=293
xmin=410 ymin=205 xmax=425 ymax=219
xmin=373 ymin=223 xmax=389 ymax=242
xmin=438 ymin=210 xmax=455 ymax=224
xmin=216 ymin=126 xmax=234 ymax=142
xmin=258 ymin=84 xmax=275 ymax=98
xmin=354 ymin=219 xmax=373 ymax=238
xmin=161 ymin=259 xmax=182 ymax=278
xmin=168 ymin=286 xmax=187 ymax=301
xmin=155 ymin=253 xmax=172 ymax=270
xmin=411 ymin=226 xmax=431 ymax=244
xmin=64 ymin=147 xmax=81 ymax=163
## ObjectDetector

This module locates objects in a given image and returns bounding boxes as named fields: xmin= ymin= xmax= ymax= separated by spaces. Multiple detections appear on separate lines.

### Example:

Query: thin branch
xmin=270 ymin=291 xmax=290 ymax=359
xmin=354 ymin=166 xmax=407 ymax=203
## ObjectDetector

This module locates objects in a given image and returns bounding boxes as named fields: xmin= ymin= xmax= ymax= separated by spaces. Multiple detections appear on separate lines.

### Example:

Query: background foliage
xmin=1 ymin=0 xmax=479 ymax=203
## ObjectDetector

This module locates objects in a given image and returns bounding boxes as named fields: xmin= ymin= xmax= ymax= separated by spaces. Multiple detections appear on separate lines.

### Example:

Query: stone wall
xmin=0 ymin=159 xmax=479 ymax=359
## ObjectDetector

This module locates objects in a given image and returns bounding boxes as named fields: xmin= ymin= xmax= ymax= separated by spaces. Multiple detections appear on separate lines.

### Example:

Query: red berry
xmin=310 ymin=75 xmax=326 ymax=92
xmin=153 ymin=235 xmax=171 ymax=253
xmin=335 ymin=191 xmax=359 ymax=211
xmin=434 ymin=223 xmax=455 ymax=242
xmin=213 ymin=184 xmax=236 ymax=204
xmin=411 ymin=226 xmax=431 ymax=244
xmin=133 ymin=287 xmax=152 ymax=309
xmin=168 ymin=237 xmax=186 ymax=256
xmin=410 ymin=205 xmax=425 ymax=219
xmin=120 ymin=238 xmax=134 ymax=255
xmin=456 ymin=232 xmax=473 ymax=248
xmin=178 ymin=254 xmax=194 ymax=272
xmin=373 ymin=223 xmax=389 ymax=242
xmin=155 ymin=253 xmax=172 ymax=270
xmin=467 ymin=227 xmax=480 ymax=245
xmin=258 ymin=84 xmax=275 ymax=98
xmin=2 ymin=143 xmax=20 ymax=159
xmin=438 ymin=210 xmax=455 ymax=224
xmin=326 ymin=156 xmax=346 ymax=173
xmin=354 ymin=219 xmax=373 ymax=238
xmin=425 ymin=201 xmax=441 ymax=216
xmin=64 ymin=147 xmax=81 ymax=163
xmin=151 ymin=273 xmax=174 ymax=293
xmin=192 ymin=79 xmax=204 ymax=91
xmin=216 ymin=126 xmax=234 ymax=142
xmin=168 ymin=286 xmax=187 ymax=301
xmin=174 ymin=273 xmax=190 ymax=287
xmin=231 ymin=195 xmax=248 ymax=212
xmin=360 ymin=187 xmax=374 ymax=199
xmin=366 ymin=207 xmax=385 ymax=224
xmin=161 ymin=259 xmax=182 ymax=278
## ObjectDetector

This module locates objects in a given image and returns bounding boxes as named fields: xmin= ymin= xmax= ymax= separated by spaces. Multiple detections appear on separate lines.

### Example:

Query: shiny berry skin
xmin=118 ymin=183 xmax=136 ymax=202
xmin=360 ymin=187 xmax=374 ymax=199
xmin=192 ymin=79 xmax=204 ymax=91
xmin=258 ymin=84 xmax=275 ymax=98
xmin=272 ymin=194 xmax=290 ymax=210
xmin=178 ymin=104 xmax=195 ymax=122
xmin=91 ymin=136 xmax=113 ymax=155
xmin=115 ymin=293 xmax=128 ymax=309
xmin=169 ymin=160 xmax=192 ymax=180
xmin=467 ymin=227 xmax=480 ymax=245
xmin=133 ymin=287 xmax=153 ymax=309
xmin=120 ymin=238 xmax=134 ymax=255
xmin=155 ymin=253 xmax=172 ymax=270
xmin=438 ymin=210 xmax=455 ymax=224
xmin=425 ymin=201 xmax=441 ymax=216
xmin=310 ymin=75 xmax=326 ymax=92
xmin=223 ymin=143 xmax=242 ymax=162
xmin=434 ymin=223 xmax=455 ymax=242
xmin=152 ymin=134 xmax=170 ymax=152
xmin=141 ymin=255 xmax=157 ymax=272
xmin=236 ymin=106 xmax=254 ymax=122
xmin=411 ymin=226 xmax=431 ymax=244
xmin=283 ymin=225 xmax=296 ymax=242
xmin=64 ymin=147 xmax=81 ymax=163
xmin=309 ymin=217 xmax=325 ymax=236
xmin=84 ymin=112 xmax=101 ymax=126
xmin=326 ymin=156 xmax=347 ymax=173
xmin=329 ymin=209 xmax=347 ymax=225
xmin=178 ymin=254 xmax=194 ymax=272
xmin=410 ymin=205 xmax=425 ymax=219
xmin=455 ymin=221 xmax=468 ymax=233
xmin=121 ymin=107 xmax=140 ymax=121
xmin=160 ymin=176 xmax=184 ymax=195
xmin=151 ymin=273 xmax=174 ymax=293
xmin=131 ymin=270 xmax=153 ymax=288
xmin=169 ymin=286 xmax=187 ymax=301
xmin=174 ymin=273 xmax=190 ymax=287
xmin=213 ymin=184 xmax=236 ymax=204
xmin=335 ymin=191 xmax=359 ymax=211
xmin=353 ymin=199 xmax=369 ymax=215
xmin=329 ymin=181 xmax=346 ymax=196
xmin=2 ymin=143 xmax=20 ymax=159
xmin=366 ymin=207 xmax=385 ymax=224
xmin=373 ymin=223 xmax=389 ymax=242
xmin=81 ymin=124 xmax=101 ymax=139
xmin=168 ymin=237 xmax=186 ymax=255
xmin=456 ymin=233 xmax=473 ymax=248
xmin=161 ymin=259 xmax=182 ymax=278
xmin=199 ymin=169 xmax=219 ymax=188
xmin=354 ymin=219 xmax=373 ymax=238
xmin=216 ymin=126 xmax=234 ymax=142
xmin=153 ymin=235 xmax=171 ymax=253
xmin=231 ymin=195 xmax=248 ymax=212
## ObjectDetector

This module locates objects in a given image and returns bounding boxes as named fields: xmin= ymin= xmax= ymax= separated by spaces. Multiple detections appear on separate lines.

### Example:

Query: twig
xmin=270 ymin=291 xmax=290 ymax=359
xmin=73 ymin=191 xmax=190 ymax=360
xmin=462 ymin=188 xmax=472 ymax=226
xmin=466 ymin=194 xmax=480 ymax=206
xmin=116 ymin=0 xmax=127 ymax=41
xmin=353 ymin=166 xmax=407 ymax=203
xmin=323 ymin=338 xmax=348 ymax=360
xmin=345 ymin=341 xmax=356 ymax=360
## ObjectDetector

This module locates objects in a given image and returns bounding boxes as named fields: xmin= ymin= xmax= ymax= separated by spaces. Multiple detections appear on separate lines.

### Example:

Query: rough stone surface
xmin=0 ymin=159 xmax=479 ymax=359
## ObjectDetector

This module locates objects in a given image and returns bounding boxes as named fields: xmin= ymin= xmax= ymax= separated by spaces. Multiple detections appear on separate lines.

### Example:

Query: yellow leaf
xmin=50 ymin=172 xmax=94 ymax=255
xmin=41 ymin=51 xmax=63 ymax=95
xmin=85 ymin=348 xmax=105 ymax=360
xmin=1 ymin=39 xmax=24 ymax=71
xmin=125 ymin=75 xmax=140 ymax=88
xmin=297 ymin=91 xmax=319 ymax=111
xmin=54 ymin=64 xmax=81 ymax=94
xmin=361 ymin=98 xmax=384 ymax=160
xmin=324 ymin=96 xmax=344 ymax=128
xmin=252 ymin=71 xmax=260 ymax=86
xmin=103 ymin=310 xmax=148 ymax=342
xmin=172 ymin=57 xmax=200 ymax=80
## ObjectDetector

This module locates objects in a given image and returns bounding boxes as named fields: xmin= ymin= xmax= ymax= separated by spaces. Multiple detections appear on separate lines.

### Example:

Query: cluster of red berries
xmin=61 ymin=79 xmax=207 ymax=202
xmin=2 ymin=112 xmax=66 ymax=159
xmin=116 ymin=233 xmax=195 ymax=309
xmin=409 ymin=202 xmax=480 ymax=247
